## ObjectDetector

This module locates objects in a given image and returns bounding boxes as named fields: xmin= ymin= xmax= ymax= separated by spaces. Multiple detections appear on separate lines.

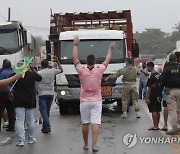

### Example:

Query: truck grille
xmin=65 ymin=74 xmax=116 ymax=88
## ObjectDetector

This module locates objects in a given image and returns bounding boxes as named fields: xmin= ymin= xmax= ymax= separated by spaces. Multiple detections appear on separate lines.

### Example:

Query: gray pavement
xmin=0 ymin=100 xmax=180 ymax=154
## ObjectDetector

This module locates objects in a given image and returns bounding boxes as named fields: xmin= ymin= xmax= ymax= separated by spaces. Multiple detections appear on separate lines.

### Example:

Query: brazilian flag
xmin=13 ymin=57 xmax=33 ymax=74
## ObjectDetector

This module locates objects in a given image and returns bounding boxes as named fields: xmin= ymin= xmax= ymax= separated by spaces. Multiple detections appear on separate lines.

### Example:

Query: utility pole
xmin=8 ymin=7 xmax=11 ymax=21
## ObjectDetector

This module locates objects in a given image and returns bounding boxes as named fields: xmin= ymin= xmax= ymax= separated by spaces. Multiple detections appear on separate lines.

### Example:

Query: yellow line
xmin=141 ymin=101 xmax=180 ymax=154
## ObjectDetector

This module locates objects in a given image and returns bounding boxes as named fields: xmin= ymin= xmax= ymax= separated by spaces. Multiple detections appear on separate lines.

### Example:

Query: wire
xmin=0 ymin=14 xmax=6 ymax=21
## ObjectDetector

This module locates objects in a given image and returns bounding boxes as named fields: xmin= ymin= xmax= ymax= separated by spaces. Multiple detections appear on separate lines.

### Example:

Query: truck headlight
xmin=61 ymin=91 xmax=66 ymax=96
xmin=59 ymin=90 xmax=72 ymax=96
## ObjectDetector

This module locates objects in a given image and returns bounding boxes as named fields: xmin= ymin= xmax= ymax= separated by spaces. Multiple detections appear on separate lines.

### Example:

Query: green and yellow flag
xmin=13 ymin=57 xmax=33 ymax=77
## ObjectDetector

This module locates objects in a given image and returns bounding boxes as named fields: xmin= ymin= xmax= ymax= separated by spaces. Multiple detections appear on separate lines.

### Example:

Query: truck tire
xmin=59 ymin=105 xmax=68 ymax=115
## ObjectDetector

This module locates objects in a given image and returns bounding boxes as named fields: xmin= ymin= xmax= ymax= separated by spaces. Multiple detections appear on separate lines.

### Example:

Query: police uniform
xmin=158 ymin=63 xmax=180 ymax=133
xmin=108 ymin=65 xmax=140 ymax=118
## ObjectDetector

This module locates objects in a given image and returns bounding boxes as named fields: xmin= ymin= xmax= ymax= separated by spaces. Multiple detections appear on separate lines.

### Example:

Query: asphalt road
xmin=1 ymin=100 xmax=180 ymax=154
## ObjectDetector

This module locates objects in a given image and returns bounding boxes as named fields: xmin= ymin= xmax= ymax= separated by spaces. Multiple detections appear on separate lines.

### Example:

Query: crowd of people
xmin=0 ymin=36 xmax=180 ymax=152
xmin=138 ymin=52 xmax=180 ymax=135
xmin=0 ymin=57 xmax=63 ymax=147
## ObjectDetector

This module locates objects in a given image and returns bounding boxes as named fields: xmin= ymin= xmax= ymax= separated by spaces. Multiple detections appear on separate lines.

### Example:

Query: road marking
xmin=1 ymin=137 xmax=12 ymax=146
xmin=141 ymin=101 xmax=180 ymax=154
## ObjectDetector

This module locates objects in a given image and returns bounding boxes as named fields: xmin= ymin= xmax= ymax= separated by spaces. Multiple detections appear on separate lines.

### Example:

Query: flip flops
xmin=161 ymin=127 xmax=168 ymax=131
xmin=83 ymin=146 xmax=99 ymax=152
xmin=83 ymin=146 xmax=89 ymax=151
xmin=92 ymin=147 xmax=99 ymax=152
xmin=148 ymin=127 xmax=160 ymax=131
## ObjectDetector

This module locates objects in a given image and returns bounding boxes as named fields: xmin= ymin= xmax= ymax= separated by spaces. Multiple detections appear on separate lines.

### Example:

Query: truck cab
xmin=48 ymin=10 xmax=139 ymax=114
xmin=0 ymin=21 xmax=28 ymax=68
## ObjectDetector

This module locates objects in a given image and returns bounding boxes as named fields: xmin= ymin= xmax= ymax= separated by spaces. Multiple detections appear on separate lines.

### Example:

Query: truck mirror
xmin=132 ymin=42 xmax=139 ymax=57
xmin=46 ymin=40 xmax=51 ymax=61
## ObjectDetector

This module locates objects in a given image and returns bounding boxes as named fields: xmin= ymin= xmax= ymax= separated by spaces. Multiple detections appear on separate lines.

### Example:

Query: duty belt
xmin=124 ymin=81 xmax=136 ymax=85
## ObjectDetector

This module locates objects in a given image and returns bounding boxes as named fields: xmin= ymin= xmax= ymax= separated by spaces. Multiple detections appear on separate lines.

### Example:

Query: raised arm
xmin=72 ymin=37 xmax=80 ymax=65
xmin=54 ymin=56 xmax=63 ymax=73
xmin=103 ymin=42 xmax=115 ymax=67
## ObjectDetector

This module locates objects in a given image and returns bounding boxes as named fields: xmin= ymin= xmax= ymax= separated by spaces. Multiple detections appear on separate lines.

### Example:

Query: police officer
xmin=158 ymin=54 xmax=180 ymax=135
xmin=105 ymin=58 xmax=140 ymax=119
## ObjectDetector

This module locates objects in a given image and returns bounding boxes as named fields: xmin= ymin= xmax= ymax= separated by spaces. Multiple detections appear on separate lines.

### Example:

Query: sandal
xmin=148 ymin=127 xmax=159 ymax=131
xmin=92 ymin=147 xmax=99 ymax=152
xmin=83 ymin=146 xmax=89 ymax=151
xmin=161 ymin=128 xmax=168 ymax=131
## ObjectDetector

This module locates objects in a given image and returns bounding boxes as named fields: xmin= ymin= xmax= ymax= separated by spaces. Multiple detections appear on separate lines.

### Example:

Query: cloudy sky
xmin=0 ymin=0 xmax=180 ymax=39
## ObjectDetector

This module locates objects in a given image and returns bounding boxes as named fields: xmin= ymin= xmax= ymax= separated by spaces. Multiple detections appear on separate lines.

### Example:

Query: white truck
xmin=48 ymin=10 xmax=139 ymax=114
xmin=0 ymin=21 xmax=35 ymax=68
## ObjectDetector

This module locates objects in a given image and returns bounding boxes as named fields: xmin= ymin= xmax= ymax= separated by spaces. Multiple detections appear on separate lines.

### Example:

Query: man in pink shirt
xmin=72 ymin=37 xmax=115 ymax=152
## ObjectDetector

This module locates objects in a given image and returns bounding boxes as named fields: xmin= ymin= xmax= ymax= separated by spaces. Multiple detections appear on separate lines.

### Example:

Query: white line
xmin=1 ymin=137 xmax=12 ymax=146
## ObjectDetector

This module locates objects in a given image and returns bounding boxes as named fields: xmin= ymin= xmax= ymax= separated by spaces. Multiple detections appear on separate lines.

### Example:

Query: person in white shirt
xmin=138 ymin=62 xmax=149 ymax=100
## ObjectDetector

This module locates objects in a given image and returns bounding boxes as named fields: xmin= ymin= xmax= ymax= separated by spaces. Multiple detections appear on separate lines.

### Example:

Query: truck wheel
xmin=59 ymin=105 xmax=68 ymax=115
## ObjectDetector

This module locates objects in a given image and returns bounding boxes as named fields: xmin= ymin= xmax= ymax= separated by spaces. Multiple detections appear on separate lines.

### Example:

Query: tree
xmin=134 ymin=25 xmax=180 ymax=56
xmin=173 ymin=23 xmax=180 ymax=32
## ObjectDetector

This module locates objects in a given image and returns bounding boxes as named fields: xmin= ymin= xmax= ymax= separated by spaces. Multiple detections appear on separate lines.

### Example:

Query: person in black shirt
xmin=158 ymin=54 xmax=180 ymax=135
xmin=146 ymin=62 xmax=161 ymax=130
xmin=159 ymin=61 xmax=172 ymax=132
xmin=13 ymin=66 xmax=42 ymax=147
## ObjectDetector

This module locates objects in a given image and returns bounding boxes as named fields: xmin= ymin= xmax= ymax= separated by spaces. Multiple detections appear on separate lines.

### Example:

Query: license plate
xmin=101 ymin=86 xmax=112 ymax=96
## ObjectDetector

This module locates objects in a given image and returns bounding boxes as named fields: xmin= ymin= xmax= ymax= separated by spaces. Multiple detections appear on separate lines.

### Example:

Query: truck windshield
xmin=60 ymin=39 xmax=125 ymax=64
xmin=0 ymin=30 xmax=19 ymax=55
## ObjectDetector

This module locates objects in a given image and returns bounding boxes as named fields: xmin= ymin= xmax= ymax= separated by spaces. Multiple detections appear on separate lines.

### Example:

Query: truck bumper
xmin=56 ymin=84 xmax=123 ymax=107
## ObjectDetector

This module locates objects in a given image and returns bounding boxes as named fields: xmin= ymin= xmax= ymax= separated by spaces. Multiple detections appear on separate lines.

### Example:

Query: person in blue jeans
xmin=13 ymin=64 xmax=42 ymax=147
xmin=38 ymin=57 xmax=63 ymax=133
xmin=138 ymin=62 xmax=149 ymax=100
xmin=161 ymin=89 xmax=168 ymax=131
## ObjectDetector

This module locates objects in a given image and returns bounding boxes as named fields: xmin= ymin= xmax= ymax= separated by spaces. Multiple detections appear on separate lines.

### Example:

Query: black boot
xmin=6 ymin=128 xmax=15 ymax=132
xmin=41 ymin=127 xmax=50 ymax=133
